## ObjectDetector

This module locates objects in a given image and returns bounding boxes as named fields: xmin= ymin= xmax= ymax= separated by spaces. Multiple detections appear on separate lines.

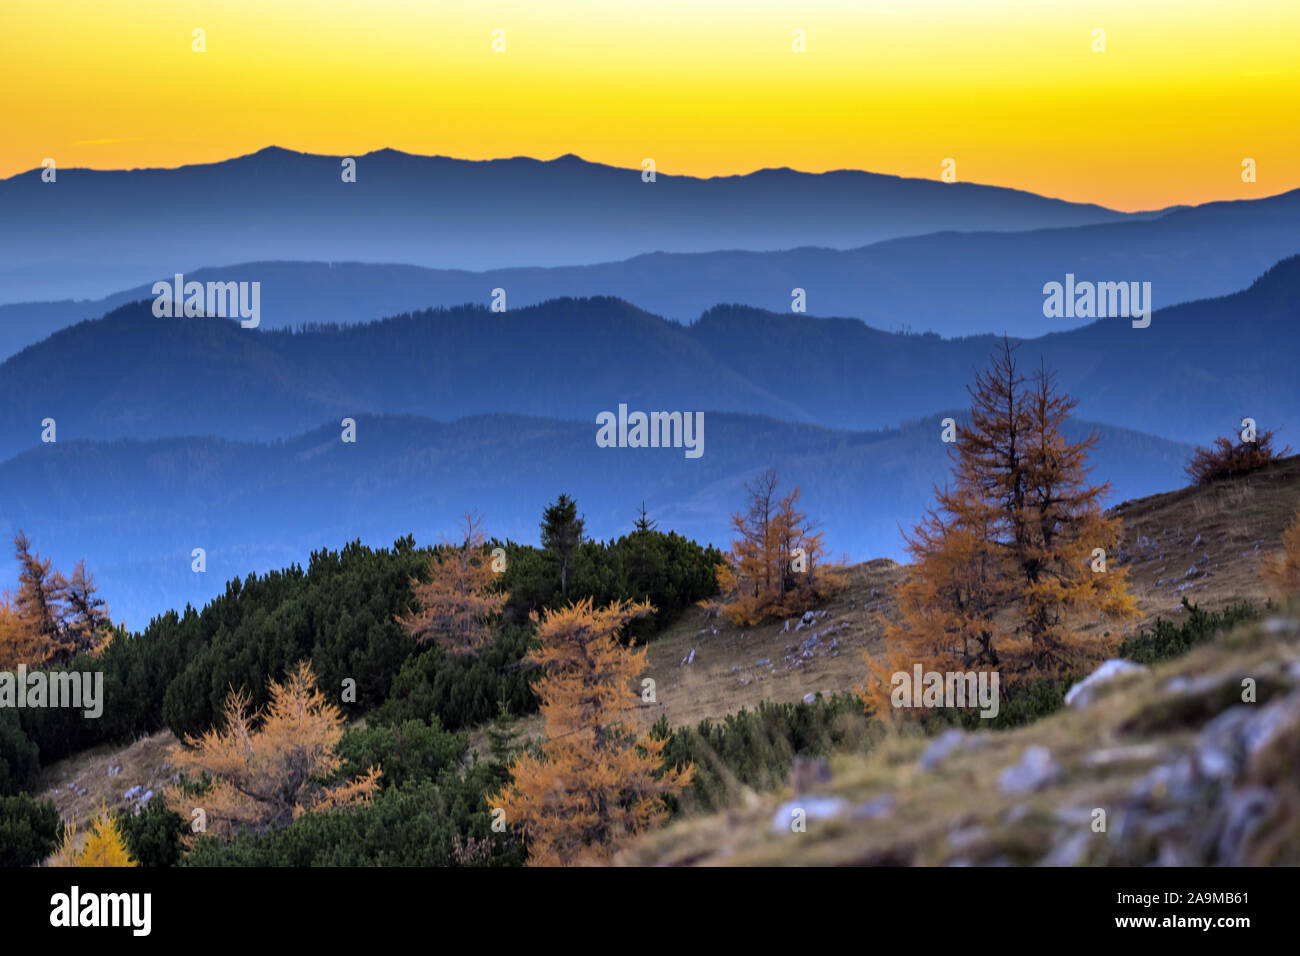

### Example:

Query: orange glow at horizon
xmin=2 ymin=0 xmax=1297 ymax=211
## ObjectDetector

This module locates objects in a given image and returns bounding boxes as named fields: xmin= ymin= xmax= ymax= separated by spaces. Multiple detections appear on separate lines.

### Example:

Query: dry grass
xmin=1111 ymin=455 xmax=1300 ymax=627
xmin=632 ymin=559 xmax=903 ymax=733
xmin=37 ymin=729 xmax=179 ymax=836
xmin=632 ymin=456 xmax=1300 ymax=734
xmin=619 ymin=610 xmax=1300 ymax=866
xmin=616 ymin=458 xmax=1300 ymax=866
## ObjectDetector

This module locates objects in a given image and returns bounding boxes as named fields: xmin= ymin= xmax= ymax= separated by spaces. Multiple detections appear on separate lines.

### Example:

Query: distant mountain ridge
xmin=0 ymin=145 xmax=1149 ymax=303
xmin=0 ymin=256 xmax=1297 ymax=462
xmin=2 ymin=185 xmax=1296 ymax=355
xmin=0 ymin=412 xmax=1191 ymax=630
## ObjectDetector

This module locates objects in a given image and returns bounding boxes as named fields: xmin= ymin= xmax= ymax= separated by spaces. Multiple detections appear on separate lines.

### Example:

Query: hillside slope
xmin=35 ymin=457 xmax=1300 ymax=846
xmin=635 ymin=456 xmax=1300 ymax=734
xmin=623 ymin=609 xmax=1300 ymax=865
xmin=621 ymin=460 xmax=1300 ymax=866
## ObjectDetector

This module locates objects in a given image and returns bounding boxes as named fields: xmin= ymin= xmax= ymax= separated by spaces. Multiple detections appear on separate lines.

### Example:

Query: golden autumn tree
xmin=399 ymin=512 xmax=508 ymax=655
xmin=0 ymin=591 xmax=48 ymax=670
xmin=4 ymin=534 xmax=109 ymax=666
xmin=13 ymin=532 xmax=66 ymax=648
xmin=48 ymin=803 xmax=137 ymax=867
xmin=1015 ymin=360 xmax=1137 ymax=671
xmin=863 ymin=343 xmax=1137 ymax=714
xmin=487 ymin=598 xmax=691 ymax=865
xmin=862 ymin=495 xmax=1006 ymax=715
xmin=1264 ymin=509 xmax=1300 ymax=599
xmin=719 ymin=469 xmax=837 ymax=626
xmin=165 ymin=661 xmax=379 ymax=844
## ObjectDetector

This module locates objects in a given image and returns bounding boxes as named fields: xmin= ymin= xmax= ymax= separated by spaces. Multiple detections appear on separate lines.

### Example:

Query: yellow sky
xmin=2 ymin=0 xmax=1296 ymax=210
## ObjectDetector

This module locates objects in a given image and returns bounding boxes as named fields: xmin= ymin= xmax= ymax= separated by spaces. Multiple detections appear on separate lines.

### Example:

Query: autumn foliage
xmin=718 ymin=469 xmax=840 ymax=626
xmin=399 ymin=512 xmax=508 ymax=655
xmin=1186 ymin=425 xmax=1290 ymax=485
xmin=863 ymin=344 xmax=1137 ymax=715
xmin=1264 ymin=509 xmax=1300 ymax=599
xmin=0 ymin=533 xmax=111 ymax=669
xmin=165 ymin=661 xmax=380 ymax=844
xmin=0 ymin=593 xmax=49 ymax=671
xmin=487 ymin=598 xmax=690 ymax=865
xmin=48 ymin=803 xmax=137 ymax=867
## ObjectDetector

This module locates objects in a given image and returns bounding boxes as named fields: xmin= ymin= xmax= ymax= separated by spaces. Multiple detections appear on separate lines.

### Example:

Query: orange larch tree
xmin=864 ymin=342 xmax=1137 ymax=714
xmin=165 ymin=661 xmax=380 ymax=844
xmin=1016 ymin=360 xmax=1136 ymax=673
xmin=13 ymin=531 xmax=66 ymax=649
xmin=720 ymin=470 xmax=838 ymax=626
xmin=0 ymin=591 xmax=48 ymax=670
xmin=486 ymin=598 xmax=691 ymax=866
xmin=399 ymin=512 xmax=508 ymax=655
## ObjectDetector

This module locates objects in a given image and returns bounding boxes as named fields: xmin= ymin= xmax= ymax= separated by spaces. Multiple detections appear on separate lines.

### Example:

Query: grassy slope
xmin=620 ymin=609 xmax=1300 ymax=865
xmin=636 ymin=456 xmax=1300 ymax=733
xmin=620 ymin=457 xmax=1300 ymax=865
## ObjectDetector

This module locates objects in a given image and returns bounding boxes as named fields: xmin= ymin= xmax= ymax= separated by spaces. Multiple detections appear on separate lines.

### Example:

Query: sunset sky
xmin=3 ymin=0 xmax=1296 ymax=210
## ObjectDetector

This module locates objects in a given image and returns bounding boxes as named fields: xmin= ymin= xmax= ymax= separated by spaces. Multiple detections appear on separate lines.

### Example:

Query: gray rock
xmin=852 ymin=795 xmax=894 ymax=820
xmin=1002 ymin=803 xmax=1032 ymax=825
xmin=999 ymin=746 xmax=1061 ymax=794
xmin=803 ymin=692 xmax=817 ymax=705
xmin=1083 ymin=744 xmax=1162 ymax=768
xmin=1065 ymin=659 xmax=1147 ymax=709
xmin=770 ymin=795 xmax=848 ymax=833
xmin=1041 ymin=831 xmax=1092 ymax=866
xmin=947 ymin=825 xmax=986 ymax=851
xmin=1215 ymin=787 xmax=1275 ymax=864
xmin=920 ymin=729 xmax=969 ymax=771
